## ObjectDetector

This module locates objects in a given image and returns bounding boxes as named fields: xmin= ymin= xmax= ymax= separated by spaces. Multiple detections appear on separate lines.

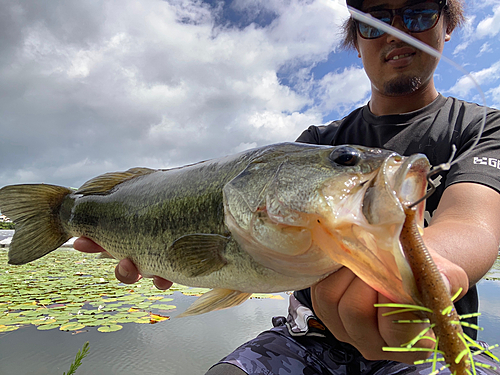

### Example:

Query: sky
xmin=1 ymin=0 xmax=500 ymax=190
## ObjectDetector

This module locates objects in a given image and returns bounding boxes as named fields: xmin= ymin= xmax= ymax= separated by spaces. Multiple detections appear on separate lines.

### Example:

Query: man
xmin=75 ymin=0 xmax=500 ymax=373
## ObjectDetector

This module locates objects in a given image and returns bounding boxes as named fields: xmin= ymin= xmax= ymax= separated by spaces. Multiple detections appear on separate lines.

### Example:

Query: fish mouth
xmin=362 ymin=153 xmax=430 ymax=228
xmin=316 ymin=153 xmax=431 ymax=305
xmin=389 ymin=153 xmax=430 ymax=208
xmin=357 ymin=153 xmax=430 ymax=303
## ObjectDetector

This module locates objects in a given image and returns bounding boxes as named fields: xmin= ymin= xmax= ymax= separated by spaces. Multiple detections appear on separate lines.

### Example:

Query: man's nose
xmin=386 ymin=15 xmax=407 ymax=43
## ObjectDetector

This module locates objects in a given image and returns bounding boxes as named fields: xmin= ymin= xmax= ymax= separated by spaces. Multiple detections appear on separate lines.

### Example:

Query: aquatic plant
xmin=63 ymin=341 xmax=90 ymax=375
xmin=0 ymin=249 xmax=283 ymax=333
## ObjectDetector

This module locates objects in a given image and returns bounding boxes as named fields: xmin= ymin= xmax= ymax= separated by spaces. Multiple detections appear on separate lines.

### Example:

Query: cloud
xmin=453 ymin=3 xmax=500 ymax=57
xmin=448 ymin=61 xmax=500 ymax=98
xmin=313 ymin=66 xmax=370 ymax=117
xmin=478 ymin=42 xmax=492 ymax=56
xmin=476 ymin=4 xmax=500 ymax=39
xmin=452 ymin=15 xmax=475 ymax=56
xmin=488 ymin=85 xmax=500 ymax=109
xmin=0 ymin=0 xmax=352 ymax=189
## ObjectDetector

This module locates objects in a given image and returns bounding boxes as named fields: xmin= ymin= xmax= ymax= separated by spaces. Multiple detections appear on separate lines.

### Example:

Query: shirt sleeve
xmin=295 ymin=125 xmax=321 ymax=144
xmin=446 ymin=106 xmax=500 ymax=194
xmin=295 ymin=123 xmax=341 ymax=145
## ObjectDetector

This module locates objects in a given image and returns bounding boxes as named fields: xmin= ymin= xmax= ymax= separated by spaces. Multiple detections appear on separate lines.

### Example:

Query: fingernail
xmin=118 ymin=263 xmax=130 ymax=278
xmin=440 ymin=273 xmax=451 ymax=294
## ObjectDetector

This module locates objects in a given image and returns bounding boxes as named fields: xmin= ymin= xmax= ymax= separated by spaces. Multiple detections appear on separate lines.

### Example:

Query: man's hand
xmin=73 ymin=237 xmax=173 ymax=290
xmin=311 ymin=252 xmax=468 ymax=364
xmin=311 ymin=267 xmax=434 ymax=364
xmin=311 ymin=183 xmax=500 ymax=364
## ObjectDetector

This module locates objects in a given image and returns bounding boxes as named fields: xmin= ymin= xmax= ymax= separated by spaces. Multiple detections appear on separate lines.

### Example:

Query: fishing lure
xmin=376 ymin=205 xmax=499 ymax=375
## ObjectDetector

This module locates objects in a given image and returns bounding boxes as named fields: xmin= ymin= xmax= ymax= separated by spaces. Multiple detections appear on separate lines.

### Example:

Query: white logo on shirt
xmin=474 ymin=157 xmax=500 ymax=169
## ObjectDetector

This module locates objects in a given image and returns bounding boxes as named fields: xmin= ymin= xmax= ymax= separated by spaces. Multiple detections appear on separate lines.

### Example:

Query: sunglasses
xmin=356 ymin=0 xmax=447 ymax=39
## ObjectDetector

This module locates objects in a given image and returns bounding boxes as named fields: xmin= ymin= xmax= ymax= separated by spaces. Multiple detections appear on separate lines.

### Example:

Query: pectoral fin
xmin=177 ymin=288 xmax=252 ymax=317
xmin=170 ymin=234 xmax=229 ymax=277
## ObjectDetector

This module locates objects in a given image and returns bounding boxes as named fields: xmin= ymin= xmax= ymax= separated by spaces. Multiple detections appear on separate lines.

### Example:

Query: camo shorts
xmin=206 ymin=295 xmax=500 ymax=375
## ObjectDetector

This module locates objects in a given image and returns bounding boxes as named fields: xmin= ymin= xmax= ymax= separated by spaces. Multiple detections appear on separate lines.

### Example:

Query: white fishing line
xmin=321 ymin=0 xmax=487 ymax=204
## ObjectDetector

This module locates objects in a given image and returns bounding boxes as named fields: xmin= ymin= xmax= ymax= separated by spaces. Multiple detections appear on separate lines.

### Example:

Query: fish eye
xmin=329 ymin=146 xmax=361 ymax=166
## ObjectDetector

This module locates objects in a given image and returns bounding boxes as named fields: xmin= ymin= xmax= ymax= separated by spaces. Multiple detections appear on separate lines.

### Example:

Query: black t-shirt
xmin=294 ymin=94 xmax=500 ymax=340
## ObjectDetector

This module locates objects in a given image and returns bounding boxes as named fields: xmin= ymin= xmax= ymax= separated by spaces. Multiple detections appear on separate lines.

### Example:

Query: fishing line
xmin=322 ymin=1 xmax=487 ymax=206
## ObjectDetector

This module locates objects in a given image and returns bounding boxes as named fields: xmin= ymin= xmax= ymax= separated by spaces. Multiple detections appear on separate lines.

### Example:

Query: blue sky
xmin=0 ymin=0 xmax=499 ymax=189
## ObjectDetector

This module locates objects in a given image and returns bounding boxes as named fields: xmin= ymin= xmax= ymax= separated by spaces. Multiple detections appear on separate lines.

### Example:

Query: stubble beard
xmin=383 ymin=75 xmax=422 ymax=96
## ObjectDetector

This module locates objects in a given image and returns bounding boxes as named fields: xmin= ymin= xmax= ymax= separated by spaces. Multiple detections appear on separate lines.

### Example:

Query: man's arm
xmin=311 ymin=182 xmax=500 ymax=363
xmin=424 ymin=182 xmax=500 ymax=286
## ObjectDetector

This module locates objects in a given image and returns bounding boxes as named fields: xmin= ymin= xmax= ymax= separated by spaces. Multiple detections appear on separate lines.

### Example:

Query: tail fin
xmin=0 ymin=184 xmax=73 ymax=265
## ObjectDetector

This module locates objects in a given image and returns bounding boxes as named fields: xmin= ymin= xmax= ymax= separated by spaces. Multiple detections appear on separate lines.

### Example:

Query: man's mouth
xmin=389 ymin=53 xmax=413 ymax=61
xmin=384 ymin=47 xmax=416 ymax=62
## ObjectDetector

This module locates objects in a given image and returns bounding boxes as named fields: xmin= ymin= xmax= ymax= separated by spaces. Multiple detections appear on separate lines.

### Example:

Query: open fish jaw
xmin=316 ymin=152 xmax=430 ymax=304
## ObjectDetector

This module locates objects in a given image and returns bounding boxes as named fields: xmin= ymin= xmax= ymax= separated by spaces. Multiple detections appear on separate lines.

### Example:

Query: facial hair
xmin=383 ymin=75 xmax=422 ymax=96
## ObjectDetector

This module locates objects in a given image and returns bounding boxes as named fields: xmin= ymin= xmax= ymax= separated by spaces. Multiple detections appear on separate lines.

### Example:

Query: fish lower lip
xmin=362 ymin=154 xmax=429 ymax=224
xmin=393 ymin=155 xmax=430 ymax=205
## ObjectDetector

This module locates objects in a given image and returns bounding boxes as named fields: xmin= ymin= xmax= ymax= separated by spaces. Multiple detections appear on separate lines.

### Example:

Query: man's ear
xmin=355 ymin=42 xmax=361 ymax=58
xmin=445 ymin=21 xmax=453 ymax=42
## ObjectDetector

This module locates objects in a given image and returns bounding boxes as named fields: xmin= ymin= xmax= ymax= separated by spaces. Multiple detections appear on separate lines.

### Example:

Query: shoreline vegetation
xmin=0 ymin=222 xmax=14 ymax=230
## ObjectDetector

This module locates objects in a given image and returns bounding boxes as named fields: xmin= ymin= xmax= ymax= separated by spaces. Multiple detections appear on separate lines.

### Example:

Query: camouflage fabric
xmin=207 ymin=296 xmax=500 ymax=375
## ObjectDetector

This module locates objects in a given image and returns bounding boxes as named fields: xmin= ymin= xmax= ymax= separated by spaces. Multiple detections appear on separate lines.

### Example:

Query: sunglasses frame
xmin=355 ymin=0 xmax=448 ymax=39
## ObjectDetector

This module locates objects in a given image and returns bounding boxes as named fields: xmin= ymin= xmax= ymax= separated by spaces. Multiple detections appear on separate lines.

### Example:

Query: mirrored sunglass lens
xmin=403 ymin=4 xmax=440 ymax=32
xmin=358 ymin=22 xmax=385 ymax=38
xmin=370 ymin=10 xmax=392 ymax=25
xmin=359 ymin=11 xmax=391 ymax=38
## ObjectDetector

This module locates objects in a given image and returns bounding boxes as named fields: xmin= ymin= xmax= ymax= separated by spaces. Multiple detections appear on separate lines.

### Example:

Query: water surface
xmin=0 ymin=291 xmax=289 ymax=374
xmin=0 ymin=244 xmax=498 ymax=375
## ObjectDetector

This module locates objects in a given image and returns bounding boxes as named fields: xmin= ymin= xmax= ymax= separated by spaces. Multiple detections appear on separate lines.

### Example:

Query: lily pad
xmin=37 ymin=323 xmax=62 ymax=331
xmin=0 ymin=248 xmax=289 ymax=333
xmin=134 ymin=317 xmax=152 ymax=324
xmin=60 ymin=322 xmax=86 ymax=331
xmin=151 ymin=304 xmax=176 ymax=311
xmin=0 ymin=325 xmax=19 ymax=332
xmin=180 ymin=288 xmax=210 ymax=296
xmin=251 ymin=293 xmax=285 ymax=300
xmin=97 ymin=324 xmax=123 ymax=332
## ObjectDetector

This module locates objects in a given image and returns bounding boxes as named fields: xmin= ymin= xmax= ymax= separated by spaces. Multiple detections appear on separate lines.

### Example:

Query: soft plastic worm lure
xmin=375 ymin=206 xmax=499 ymax=375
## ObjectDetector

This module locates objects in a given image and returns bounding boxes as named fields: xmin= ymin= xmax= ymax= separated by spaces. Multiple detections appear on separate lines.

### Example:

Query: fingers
xmin=73 ymin=237 xmax=106 ymax=253
xmin=312 ymin=267 xmax=356 ymax=342
xmin=312 ymin=268 xmax=434 ymax=363
xmin=338 ymin=276 xmax=383 ymax=353
xmin=115 ymin=259 xmax=173 ymax=290
xmin=377 ymin=293 xmax=435 ymax=360
xmin=153 ymin=276 xmax=174 ymax=290
xmin=75 ymin=237 xmax=173 ymax=290
xmin=115 ymin=258 xmax=142 ymax=284
xmin=431 ymin=251 xmax=469 ymax=299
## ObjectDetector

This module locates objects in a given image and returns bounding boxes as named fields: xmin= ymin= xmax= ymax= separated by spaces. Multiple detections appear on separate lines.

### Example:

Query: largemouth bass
xmin=0 ymin=143 xmax=429 ymax=316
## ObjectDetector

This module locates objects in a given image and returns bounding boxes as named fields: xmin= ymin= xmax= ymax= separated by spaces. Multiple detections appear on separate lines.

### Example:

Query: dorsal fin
xmin=76 ymin=167 xmax=156 ymax=195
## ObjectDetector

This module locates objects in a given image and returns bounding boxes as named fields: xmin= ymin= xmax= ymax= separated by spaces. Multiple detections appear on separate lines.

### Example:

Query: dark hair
xmin=340 ymin=0 xmax=466 ymax=50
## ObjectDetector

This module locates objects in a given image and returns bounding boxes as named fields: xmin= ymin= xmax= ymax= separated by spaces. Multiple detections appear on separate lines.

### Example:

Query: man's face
xmin=355 ymin=0 xmax=451 ymax=97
